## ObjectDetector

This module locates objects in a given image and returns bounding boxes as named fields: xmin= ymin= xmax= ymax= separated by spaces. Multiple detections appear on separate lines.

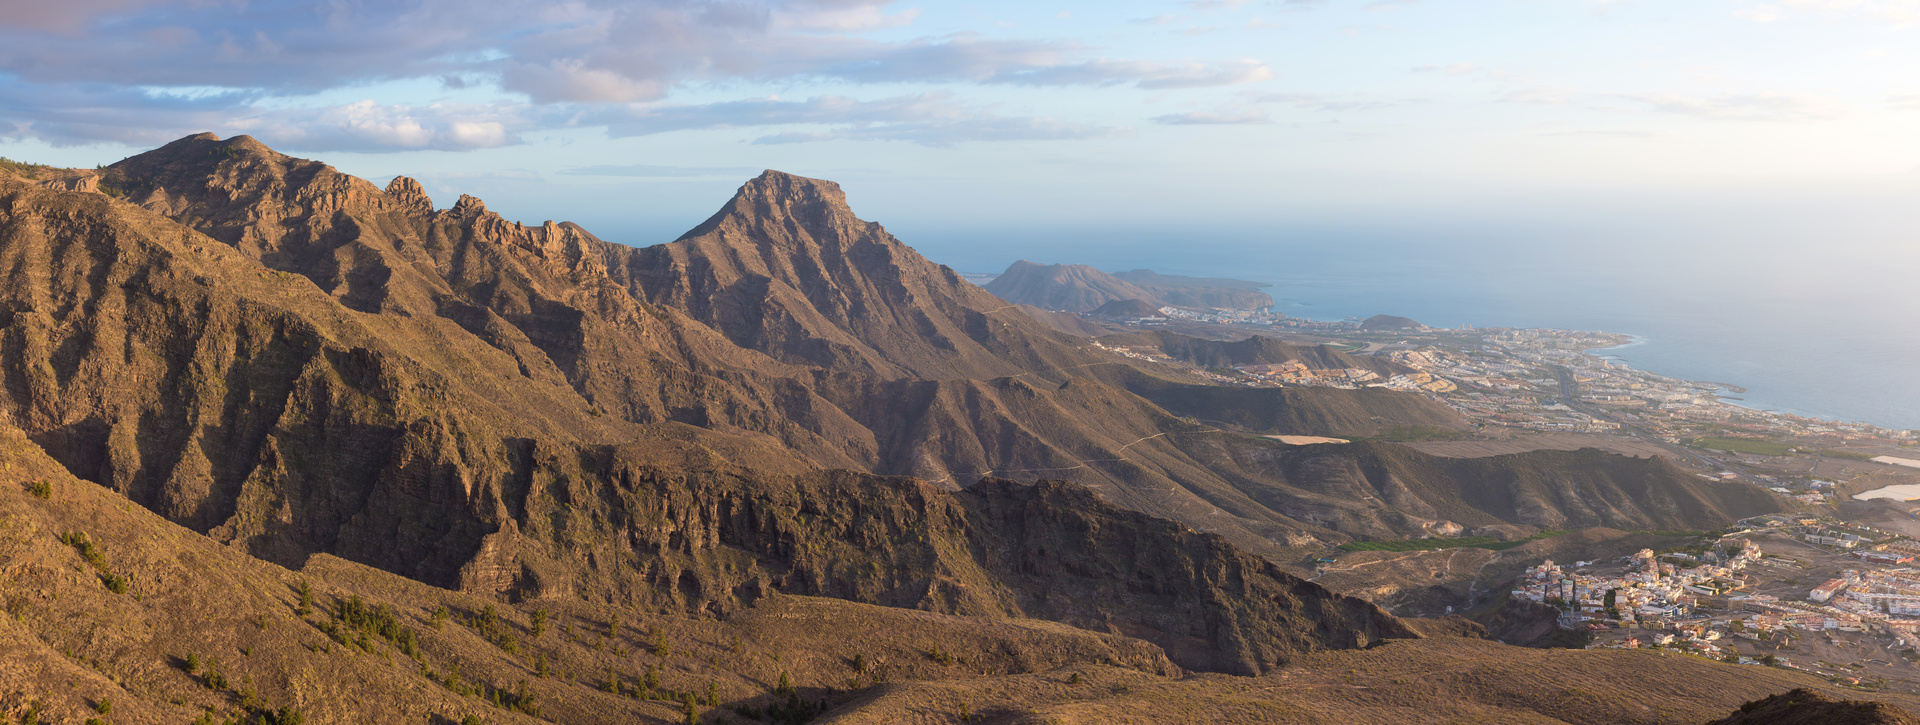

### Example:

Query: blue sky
xmin=4 ymin=0 xmax=1919 ymax=272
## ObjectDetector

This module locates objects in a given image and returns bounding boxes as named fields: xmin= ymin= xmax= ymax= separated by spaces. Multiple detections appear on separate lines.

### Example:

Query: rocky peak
xmin=675 ymin=169 xmax=862 ymax=247
xmin=384 ymin=176 xmax=434 ymax=215
xmin=448 ymin=193 xmax=489 ymax=219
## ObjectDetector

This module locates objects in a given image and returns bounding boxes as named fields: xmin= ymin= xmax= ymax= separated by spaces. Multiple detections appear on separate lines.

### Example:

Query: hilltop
xmin=981 ymin=261 xmax=1275 ymax=312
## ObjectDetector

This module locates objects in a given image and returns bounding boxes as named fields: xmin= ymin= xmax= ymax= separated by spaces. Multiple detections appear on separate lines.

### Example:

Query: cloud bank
xmin=0 ymin=0 xmax=1266 ymax=150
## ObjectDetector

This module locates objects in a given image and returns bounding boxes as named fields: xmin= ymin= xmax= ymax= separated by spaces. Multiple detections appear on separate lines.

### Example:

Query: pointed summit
xmin=384 ymin=175 xmax=434 ymax=214
xmin=676 ymin=169 xmax=858 ymax=244
xmin=624 ymin=170 xmax=1093 ymax=380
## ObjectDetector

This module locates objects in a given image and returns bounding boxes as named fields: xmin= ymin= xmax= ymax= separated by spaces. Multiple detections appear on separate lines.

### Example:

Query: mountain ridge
xmin=1 ymin=133 xmax=1779 ymax=626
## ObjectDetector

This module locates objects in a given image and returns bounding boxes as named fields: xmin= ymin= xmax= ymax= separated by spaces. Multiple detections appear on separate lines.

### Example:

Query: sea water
xmin=915 ymin=220 xmax=1920 ymax=431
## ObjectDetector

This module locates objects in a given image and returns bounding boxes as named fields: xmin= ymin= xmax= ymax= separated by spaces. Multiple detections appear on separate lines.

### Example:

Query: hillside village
xmin=1505 ymin=517 xmax=1920 ymax=691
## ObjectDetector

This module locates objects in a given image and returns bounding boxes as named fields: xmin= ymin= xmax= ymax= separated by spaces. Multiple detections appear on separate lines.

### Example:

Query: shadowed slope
xmin=1708 ymin=688 xmax=1920 ymax=725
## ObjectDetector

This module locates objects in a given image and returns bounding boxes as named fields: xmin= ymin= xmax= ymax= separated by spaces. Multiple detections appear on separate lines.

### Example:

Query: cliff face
xmin=960 ymin=478 xmax=1415 ymax=674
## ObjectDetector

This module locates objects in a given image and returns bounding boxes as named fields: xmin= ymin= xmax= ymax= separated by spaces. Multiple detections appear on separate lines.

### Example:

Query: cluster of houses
xmin=1515 ymin=542 xmax=1763 ymax=624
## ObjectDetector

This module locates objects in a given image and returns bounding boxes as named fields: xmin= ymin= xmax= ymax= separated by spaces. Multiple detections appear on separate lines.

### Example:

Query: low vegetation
xmin=57 ymin=530 xmax=131 ymax=593
xmin=1339 ymin=530 xmax=1572 ymax=552
xmin=1346 ymin=425 xmax=1468 ymax=442
xmin=0 ymin=156 xmax=50 ymax=175
xmin=317 ymin=594 xmax=420 ymax=659
xmin=1691 ymin=437 xmax=1793 ymax=456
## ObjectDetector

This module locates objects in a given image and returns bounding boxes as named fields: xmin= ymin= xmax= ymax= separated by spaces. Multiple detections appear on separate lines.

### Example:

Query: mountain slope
xmin=0 ymin=423 xmax=1893 ymax=724
xmin=1098 ymin=329 xmax=1405 ymax=374
xmin=982 ymin=260 xmax=1164 ymax=313
xmin=617 ymin=173 xmax=1093 ymax=381
xmin=0 ymin=134 xmax=1778 ymax=616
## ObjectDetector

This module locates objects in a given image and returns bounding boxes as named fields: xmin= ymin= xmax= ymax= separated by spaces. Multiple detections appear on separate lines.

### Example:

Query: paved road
xmin=1552 ymin=365 xmax=1772 ymax=487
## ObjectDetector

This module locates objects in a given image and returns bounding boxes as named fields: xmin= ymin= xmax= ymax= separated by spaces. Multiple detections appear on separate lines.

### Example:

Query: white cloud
xmin=1244 ymin=91 xmax=1420 ymax=111
xmin=590 ymin=93 xmax=1127 ymax=147
xmin=1777 ymin=0 xmax=1920 ymax=25
xmin=1151 ymin=109 xmax=1272 ymax=125
xmin=0 ymin=0 xmax=1262 ymax=150
xmin=1617 ymin=92 xmax=1848 ymax=121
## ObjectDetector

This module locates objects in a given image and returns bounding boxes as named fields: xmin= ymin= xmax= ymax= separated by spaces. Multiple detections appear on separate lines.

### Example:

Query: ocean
xmin=912 ymin=218 xmax=1920 ymax=432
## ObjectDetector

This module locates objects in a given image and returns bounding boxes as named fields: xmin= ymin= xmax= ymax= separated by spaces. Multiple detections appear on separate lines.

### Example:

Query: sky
xmin=3 ymin=0 xmax=1919 ymax=270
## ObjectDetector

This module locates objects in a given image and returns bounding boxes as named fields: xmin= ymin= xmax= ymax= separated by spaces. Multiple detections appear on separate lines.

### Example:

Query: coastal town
xmin=1091 ymin=302 xmax=1920 ymax=499
xmin=1502 ymin=514 xmax=1920 ymax=691
xmin=1030 ymin=285 xmax=1920 ymax=692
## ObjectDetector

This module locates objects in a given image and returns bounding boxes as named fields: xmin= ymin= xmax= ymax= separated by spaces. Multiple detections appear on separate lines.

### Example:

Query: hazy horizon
xmin=4 ymin=0 xmax=1917 ymax=428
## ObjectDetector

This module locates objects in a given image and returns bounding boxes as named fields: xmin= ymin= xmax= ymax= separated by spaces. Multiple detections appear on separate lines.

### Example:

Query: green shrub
xmin=59 ymin=531 xmax=107 ymax=568
xmin=27 ymin=479 xmax=51 ymax=499
xmin=651 ymin=626 xmax=672 ymax=657
xmin=333 ymin=594 xmax=420 ymax=658
xmin=95 ymin=697 xmax=113 ymax=714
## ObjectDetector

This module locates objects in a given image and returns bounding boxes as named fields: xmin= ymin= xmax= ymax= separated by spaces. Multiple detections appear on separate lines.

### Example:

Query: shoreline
xmin=1572 ymin=334 xmax=1900 ymax=432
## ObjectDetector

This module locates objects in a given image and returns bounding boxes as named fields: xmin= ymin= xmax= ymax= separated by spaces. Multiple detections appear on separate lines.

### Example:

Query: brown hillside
xmin=0 ymin=133 xmax=1779 ymax=656
xmin=1708 ymin=688 xmax=1920 ymax=725
xmin=982 ymin=260 xmax=1163 ymax=313
xmin=8 ymin=134 xmax=1632 ymax=556
xmin=1086 ymin=298 xmax=1162 ymax=319
xmin=0 ymin=424 xmax=1893 ymax=724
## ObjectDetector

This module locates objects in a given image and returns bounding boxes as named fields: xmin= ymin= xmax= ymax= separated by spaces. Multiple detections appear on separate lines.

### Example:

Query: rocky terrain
xmin=0 ymin=133 xmax=1816 ymax=722
xmin=0 ymin=430 xmax=1904 ymax=723
xmin=1707 ymin=689 xmax=1919 ymax=725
